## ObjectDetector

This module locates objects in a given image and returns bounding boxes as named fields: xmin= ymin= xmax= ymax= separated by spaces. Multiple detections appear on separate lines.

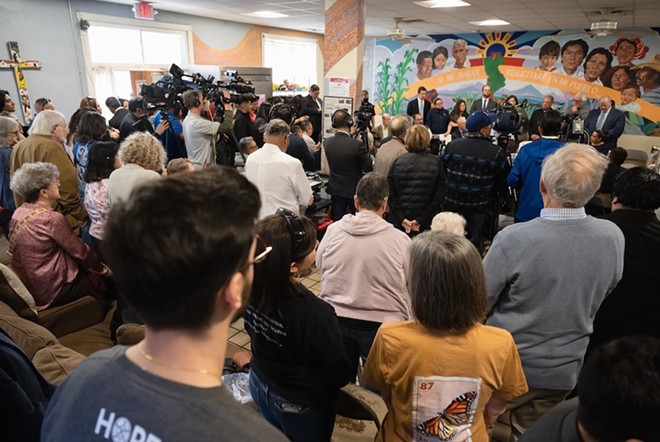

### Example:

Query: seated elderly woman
xmin=9 ymin=162 xmax=110 ymax=310
xmin=107 ymin=132 xmax=165 ymax=204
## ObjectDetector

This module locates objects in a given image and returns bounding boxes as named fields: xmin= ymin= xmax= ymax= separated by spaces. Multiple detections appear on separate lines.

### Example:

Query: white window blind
xmin=263 ymin=35 xmax=318 ymax=87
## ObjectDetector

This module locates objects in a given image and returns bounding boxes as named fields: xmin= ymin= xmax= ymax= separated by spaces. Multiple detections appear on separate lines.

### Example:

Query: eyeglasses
xmin=240 ymin=236 xmax=272 ymax=271
xmin=276 ymin=207 xmax=307 ymax=257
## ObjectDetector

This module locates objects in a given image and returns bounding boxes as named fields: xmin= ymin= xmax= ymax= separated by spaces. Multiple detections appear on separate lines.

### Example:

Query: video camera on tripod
xmin=560 ymin=112 xmax=586 ymax=143
xmin=140 ymin=64 xmax=256 ymax=121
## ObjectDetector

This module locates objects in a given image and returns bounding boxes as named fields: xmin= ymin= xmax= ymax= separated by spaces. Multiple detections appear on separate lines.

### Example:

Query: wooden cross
xmin=1 ymin=41 xmax=42 ymax=124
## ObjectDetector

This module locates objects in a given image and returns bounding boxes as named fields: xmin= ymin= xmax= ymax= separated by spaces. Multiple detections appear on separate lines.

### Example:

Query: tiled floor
xmin=228 ymin=265 xmax=322 ymax=352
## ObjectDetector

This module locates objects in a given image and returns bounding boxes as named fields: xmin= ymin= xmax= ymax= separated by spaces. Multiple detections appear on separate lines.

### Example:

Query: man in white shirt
xmin=245 ymin=119 xmax=313 ymax=219
xmin=181 ymin=90 xmax=233 ymax=169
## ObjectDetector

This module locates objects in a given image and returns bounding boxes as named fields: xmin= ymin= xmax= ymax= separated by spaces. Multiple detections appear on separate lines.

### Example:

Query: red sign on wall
xmin=134 ymin=2 xmax=155 ymax=20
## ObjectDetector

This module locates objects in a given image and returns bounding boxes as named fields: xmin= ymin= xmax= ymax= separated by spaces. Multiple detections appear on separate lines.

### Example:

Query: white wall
xmin=0 ymin=0 xmax=255 ymax=124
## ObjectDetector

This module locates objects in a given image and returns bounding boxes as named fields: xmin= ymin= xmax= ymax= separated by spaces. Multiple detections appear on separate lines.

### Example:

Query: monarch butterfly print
xmin=415 ymin=391 xmax=477 ymax=441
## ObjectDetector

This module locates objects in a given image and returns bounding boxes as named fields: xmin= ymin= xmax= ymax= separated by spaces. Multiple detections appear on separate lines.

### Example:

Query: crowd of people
xmin=0 ymin=81 xmax=659 ymax=442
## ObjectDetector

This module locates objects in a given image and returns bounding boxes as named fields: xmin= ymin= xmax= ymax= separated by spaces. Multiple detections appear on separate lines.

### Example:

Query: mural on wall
xmin=374 ymin=29 xmax=660 ymax=136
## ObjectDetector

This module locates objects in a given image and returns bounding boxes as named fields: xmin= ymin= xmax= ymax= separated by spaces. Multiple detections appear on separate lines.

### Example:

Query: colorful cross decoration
xmin=0 ymin=41 xmax=42 ymax=124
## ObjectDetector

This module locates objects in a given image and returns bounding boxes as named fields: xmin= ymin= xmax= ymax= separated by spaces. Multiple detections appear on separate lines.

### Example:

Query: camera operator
xmin=233 ymin=94 xmax=260 ymax=148
xmin=119 ymin=97 xmax=169 ymax=141
xmin=153 ymin=102 xmax=186 ymax=162
xmin=181 ymin=89 xmax=233 ymax=169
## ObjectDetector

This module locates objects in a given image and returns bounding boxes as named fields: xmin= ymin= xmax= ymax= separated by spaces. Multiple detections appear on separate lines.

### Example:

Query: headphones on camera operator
xmin=331 ymin=109 xmax=353 ymax=129
xmin=191 ymin=91 xmax=201 ymax=109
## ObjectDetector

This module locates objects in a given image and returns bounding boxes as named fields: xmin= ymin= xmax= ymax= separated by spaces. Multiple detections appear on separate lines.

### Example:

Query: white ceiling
xmin=102 ymin=0 xmax=660 ymax=36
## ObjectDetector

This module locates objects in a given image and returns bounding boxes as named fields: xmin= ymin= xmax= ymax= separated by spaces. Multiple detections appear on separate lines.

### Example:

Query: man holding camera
xmin=233 ymin=94 xmax=260 ymax=148
xmin=119 ymin=97 xmax=169 ymax=141
xmin=182 ymin=90 xmax=233 ymax=169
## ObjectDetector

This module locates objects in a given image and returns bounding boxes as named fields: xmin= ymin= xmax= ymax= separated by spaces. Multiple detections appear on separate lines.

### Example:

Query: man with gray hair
xmin=245 ymin=119 xmax=312 ymax=219
xmin=484 ymin=144 xmax=625 ymax=440
xmin=317 ymin=172 xmax=411 ymax=379
xmin=10 ymin=110 xmax=87 ymax=231
xmin=374 ymin=114 xmax=411 ymax=177
xmin=564 ymin=92 xmax=590 ymax=120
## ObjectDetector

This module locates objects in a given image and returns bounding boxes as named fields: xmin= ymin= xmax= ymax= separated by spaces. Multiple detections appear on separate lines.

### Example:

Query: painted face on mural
xmin=540 ymin=54 xmax=558 ymax=71
xmin=620 ymin=87 xmax=639 ymax=105
xmin=417 ymin=57 xmax=433 ymax=79
xmin=584 ymin=53 xmax=609 ymax=82
xmin=615 ymin=41 xmax=636 ymax=66
xmin=453 ymin=45 xmax=467 ymax=66
xmin=611 ymin=67 xmax=632 ymax=91
xmin=635 ymin=67 xmax=659 ymax=90
xmin=561 ymin=44 xmax=585 ymax=73
xmin=434 ymin=53 xmax=447 ymax=71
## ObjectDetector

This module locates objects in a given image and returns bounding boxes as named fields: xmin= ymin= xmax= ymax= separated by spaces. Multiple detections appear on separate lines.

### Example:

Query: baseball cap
xmin=466 ymin=111 xmax=497 ymax=132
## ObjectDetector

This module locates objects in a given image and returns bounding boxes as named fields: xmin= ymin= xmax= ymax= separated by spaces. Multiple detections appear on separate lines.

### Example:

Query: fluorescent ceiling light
xmin=414 ymin=0 xmax=471 ymax=8
xmin=242 ymin=11 xmax=289 ymax=18
xmin=469 ymin=19 xmax=510 ymax=26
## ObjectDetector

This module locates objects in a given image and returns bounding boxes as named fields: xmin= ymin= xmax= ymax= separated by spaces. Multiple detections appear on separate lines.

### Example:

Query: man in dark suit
xmin=528 ymin=95 xmax=555 ymax=141
xmin=106 ymin=96 xmax=129 ymax=130
xmin=302 ymin=84 xmax=323 ymax=142
xmin=584 ymin=96 xmax=625 ymax=154
xmin=451 ymin=116 xmax=468 ymax=140
xmin=470 ymin=84 xmax=498 ymax=113
xmin=324 ymin=110 xmax=372 ymax=221
xmin=406 ymin=86 xmax=431 ymax=124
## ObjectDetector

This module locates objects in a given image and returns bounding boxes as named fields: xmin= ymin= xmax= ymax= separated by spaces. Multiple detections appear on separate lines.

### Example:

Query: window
xmin=263 ymin=34 xmax=318 ymax=88
xmin=80 ymin=13 xmax=192 ymax=118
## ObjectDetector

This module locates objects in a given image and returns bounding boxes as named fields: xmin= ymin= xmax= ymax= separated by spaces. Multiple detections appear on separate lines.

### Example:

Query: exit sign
xmin=134 ymin=2 xmax=155 ymax=20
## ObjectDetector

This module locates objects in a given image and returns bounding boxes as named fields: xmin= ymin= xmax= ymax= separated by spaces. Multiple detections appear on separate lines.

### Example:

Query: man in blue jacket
xmin=507 ymin=110 xmax=564 ymax=222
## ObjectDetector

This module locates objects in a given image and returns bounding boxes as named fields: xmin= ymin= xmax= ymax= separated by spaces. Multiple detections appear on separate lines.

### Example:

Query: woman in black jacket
xmin=388 ymin=125 xmax=446 ymax=235
xmin=245 ymin=208 xmax=351 ymax=442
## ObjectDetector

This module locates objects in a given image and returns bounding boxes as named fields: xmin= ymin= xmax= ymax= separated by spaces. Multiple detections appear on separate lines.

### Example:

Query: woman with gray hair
xmin=107 ymin=132 xmax=165 ymax=204
xmin=9 ymin=162 xmax=110 ymax=310
xmin=362 ymin=231 xmax=528 ymax=441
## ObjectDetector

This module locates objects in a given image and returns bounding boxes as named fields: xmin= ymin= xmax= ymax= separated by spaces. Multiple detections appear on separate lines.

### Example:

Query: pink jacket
xmin=316 ymin=211 xmax=411 ymax=323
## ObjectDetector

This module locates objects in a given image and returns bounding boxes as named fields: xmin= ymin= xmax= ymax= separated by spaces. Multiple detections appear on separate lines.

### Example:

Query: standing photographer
xmin=119 ymin=97 xmax=169 ymax=141
xmin=181 ymin=90 xmax=233 ymax=169
xmin=153 ymin=102 xmax=186 ymax=163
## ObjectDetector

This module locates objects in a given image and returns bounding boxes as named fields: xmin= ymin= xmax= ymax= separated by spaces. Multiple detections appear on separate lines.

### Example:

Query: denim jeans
xmin=249 ymin=371 xmax=335 ymax=442
xmin=337 ymin=317 xmax=380 ymax=381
